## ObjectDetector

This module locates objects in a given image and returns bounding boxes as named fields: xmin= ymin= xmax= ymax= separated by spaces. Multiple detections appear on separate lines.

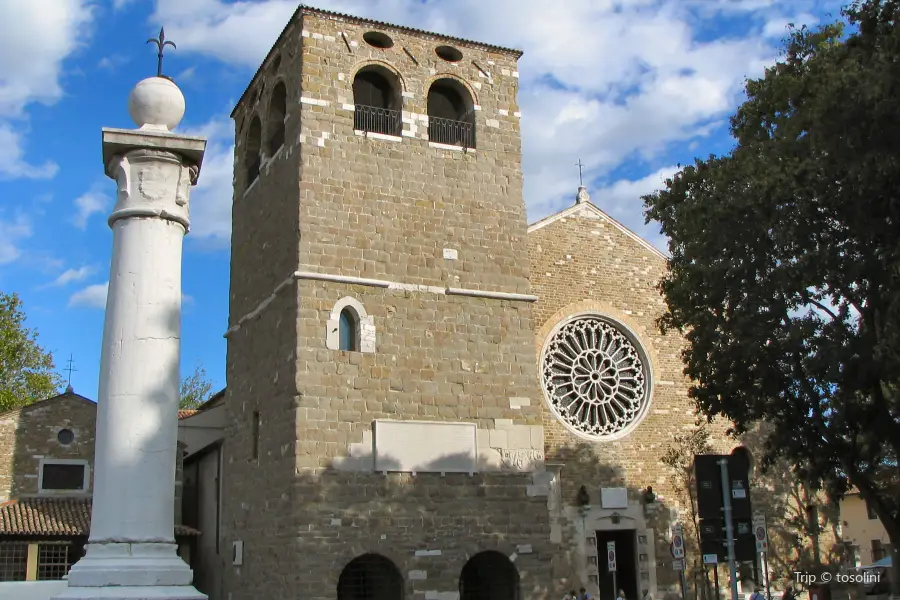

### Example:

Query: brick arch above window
xmin=326 ymin=296 xmax=376 ymax=353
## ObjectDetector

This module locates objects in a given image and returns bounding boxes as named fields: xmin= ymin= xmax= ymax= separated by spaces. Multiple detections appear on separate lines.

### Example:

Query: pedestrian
xmin=564 ymin=591 xmax=577 ymax=600
xmin=641 ymin=589 xmax=652 ymax=600
xmin=781 ymin=585 xmax=795 ymax=600
xmin=616 ymin=588 xmax=626 ymax=600
xmin=580 ymin=587 xmax=593 ymax=600
xmin=749 ymin=584 xmax=765 ymax=600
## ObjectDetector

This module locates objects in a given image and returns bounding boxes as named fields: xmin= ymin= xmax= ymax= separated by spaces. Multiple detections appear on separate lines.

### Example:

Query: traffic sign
xmin=753 ymin=515 xmax=768 ymax=553
xmin=607 ymin=541 xmax=617 ymax=571
xmin=672 ymin=524 xmax=685 ymax=559
xmin=703 ymin=553 xmax=718 ymax=564
xmin=672 ymin=559 xmax=685 ymax=570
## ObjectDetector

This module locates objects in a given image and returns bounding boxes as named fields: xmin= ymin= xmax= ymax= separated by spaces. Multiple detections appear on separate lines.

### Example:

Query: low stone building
xmin=0 ymin=388 xmax=200 ymax=583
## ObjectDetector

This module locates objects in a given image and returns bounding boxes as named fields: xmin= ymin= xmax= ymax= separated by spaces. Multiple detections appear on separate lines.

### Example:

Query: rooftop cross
xmin=146 ymin=27 xmax=176 ymax=78
xmin=64 ymin=354 xmax=77 ymax=391
xmin=576 ymin=159 xmax=585 ymax=187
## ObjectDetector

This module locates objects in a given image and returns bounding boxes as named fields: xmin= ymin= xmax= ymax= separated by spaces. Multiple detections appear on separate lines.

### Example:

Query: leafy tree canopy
xmin=0 ymin=292 xmax=62 ymax=411
xmin=180 ymin=363 xmax=214 ymax=410
xmin=643 ymin=0 xmax=900 ymax=553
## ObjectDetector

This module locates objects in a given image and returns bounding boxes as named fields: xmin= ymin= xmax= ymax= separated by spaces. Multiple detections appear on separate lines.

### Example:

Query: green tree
xmin=0 ymin=292 xmax=62 ymax=411
xmin=661 ymin=423 xmax=714 ymax=600
xmin=643 ymin=0 xmax=900 ymax=589
xmin=180 ymin=363 xmax=213 ymax=410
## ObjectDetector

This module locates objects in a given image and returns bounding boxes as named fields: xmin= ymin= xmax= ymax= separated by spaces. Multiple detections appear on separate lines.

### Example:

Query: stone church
xmin=213 ymin=6 xmax=805 ymax=600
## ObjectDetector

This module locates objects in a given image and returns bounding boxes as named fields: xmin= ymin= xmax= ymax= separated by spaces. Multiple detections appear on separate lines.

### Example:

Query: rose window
xmin=541 ymin=315 xmax=650 ymax=439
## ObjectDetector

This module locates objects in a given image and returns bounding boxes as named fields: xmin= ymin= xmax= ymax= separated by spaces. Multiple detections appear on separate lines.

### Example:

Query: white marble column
xmin=56 ymin=76 xmax=207 ymax=600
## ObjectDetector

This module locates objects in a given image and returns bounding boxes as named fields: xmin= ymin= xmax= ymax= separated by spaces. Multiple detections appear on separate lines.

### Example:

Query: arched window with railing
xmin=427 ymin=78 xmax=476 ymax=148
xmin=266 ymin=82 xmax=286 ymax=156
xmin=245 ymin=116 xmax=262 ymax=184
xmin=352 ymin=65 xmax=402 ymax=137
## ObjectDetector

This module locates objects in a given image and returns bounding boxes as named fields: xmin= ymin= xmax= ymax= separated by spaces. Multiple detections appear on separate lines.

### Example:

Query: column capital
xmin=102 ymin=127 xmax=206 ymax=180
xmin=102 ymin=129 xmax=207 ymax=231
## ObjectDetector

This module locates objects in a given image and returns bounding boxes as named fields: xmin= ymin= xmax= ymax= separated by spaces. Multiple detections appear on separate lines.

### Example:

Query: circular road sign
xmin=756 ymin=527 xmax=765 ymax=540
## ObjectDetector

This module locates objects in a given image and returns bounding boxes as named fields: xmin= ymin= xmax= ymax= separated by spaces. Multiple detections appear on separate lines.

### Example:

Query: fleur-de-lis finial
xmin=146 ymin=27 xmax=176 ymax=78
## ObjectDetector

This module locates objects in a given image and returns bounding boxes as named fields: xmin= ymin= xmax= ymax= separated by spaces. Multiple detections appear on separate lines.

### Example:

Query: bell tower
xmin=222 ymin=7 xmax=553 ymax=599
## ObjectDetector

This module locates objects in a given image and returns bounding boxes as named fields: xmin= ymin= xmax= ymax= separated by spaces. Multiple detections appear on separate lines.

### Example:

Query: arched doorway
xmin=337 ymin=553 xmax=403 ymax=600
xmin=459 ymin=550 xmax=520 ymax=600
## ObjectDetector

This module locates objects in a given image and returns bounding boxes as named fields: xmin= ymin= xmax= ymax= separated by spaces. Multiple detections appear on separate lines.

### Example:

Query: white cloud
xmin=98 ymin=54 xmax=129 ymax=71
xmin=50 ymin=265 xmax=96 ymax=287
xmin=69 ymin=281 xmax=194 ymax=309
xmin=148 ymin=0 xmax=824 ymax=242
xmin=69 ymin=282 xmax=109 ymax=309
xmin=0 ymin=1 xmax=93 ymax=180
xmin=72 ymin=186 xmax=111 ymax=230
xmin=0 ymin=214 xmax=33 ymax=265
xmin=180 ymin=118 xmax=235 ymax=249
xmin=0 ymin=123 xmax=58 ymax=180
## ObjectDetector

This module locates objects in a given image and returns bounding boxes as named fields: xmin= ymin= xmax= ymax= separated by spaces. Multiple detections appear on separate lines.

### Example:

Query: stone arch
xmin=730 ymin=445 xmax=754 ymax=477
xmin=326 ymin=296 xmax=375 ymax=353
xmin=265 ymin=80 xmax=287 ymax=156
xmin=352 ymin=61 xmax=403 ymax=136
xmin=244 ymin=115 xmax=262 ymax=184
xmin=459 ymin=550 xmax=520 ymax=600
xmin=337 ymin=553 xmax=403 ymax=600
xmin=426 ymin=76 xmax=476 ymax=147
xmin=538 ymin=310 xmax=655 ymax=442
xmin=423 ymin=72 xmax=479 ymax=107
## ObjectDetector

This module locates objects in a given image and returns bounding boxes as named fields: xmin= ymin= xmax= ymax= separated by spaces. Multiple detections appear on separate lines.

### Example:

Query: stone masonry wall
xmin=222 ymin=8 xmax=554 ymax=600
xmin=527 ymin=206 xmax=738 ymax=596
xmin=294 ymin=13 xmax=526 ymax=293
xmin=222 ymin=15 xmax=306 ymax=600
xmin=0 ymin=392 xmax=97 ymax=501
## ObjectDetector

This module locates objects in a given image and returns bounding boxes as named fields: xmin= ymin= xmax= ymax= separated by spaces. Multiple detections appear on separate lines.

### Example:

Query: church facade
xmin=216 ymin=6 xmax=796 ymax=600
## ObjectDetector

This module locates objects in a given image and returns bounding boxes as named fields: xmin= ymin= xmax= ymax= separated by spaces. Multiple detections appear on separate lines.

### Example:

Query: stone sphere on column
xmin=128 ymin=76 xmax=186 ymax=132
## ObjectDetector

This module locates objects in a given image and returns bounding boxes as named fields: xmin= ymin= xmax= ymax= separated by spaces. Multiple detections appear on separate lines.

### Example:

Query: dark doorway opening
xmin=596 ymin=529 xmax=638 ymax=600
xmin=337 ymin=553 xmax=404 ymax=600
xmin=459 ymin=550 xmax=520 ymax=600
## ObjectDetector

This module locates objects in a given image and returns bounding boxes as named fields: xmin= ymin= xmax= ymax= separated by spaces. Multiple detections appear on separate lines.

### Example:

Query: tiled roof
xmin=0 ymin=498 xmax=200 ymax=537
xmin=178 ymin=409 xmax=199 ymax=419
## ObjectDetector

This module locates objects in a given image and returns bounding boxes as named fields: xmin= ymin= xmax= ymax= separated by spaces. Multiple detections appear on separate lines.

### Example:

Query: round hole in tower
xmin=363 ymin=31 xmax=394 ymax=49
xmin=435 ymin=45 xmax=463 ymax=62
xmin=57 ymin=429 xmax=74 ymax=445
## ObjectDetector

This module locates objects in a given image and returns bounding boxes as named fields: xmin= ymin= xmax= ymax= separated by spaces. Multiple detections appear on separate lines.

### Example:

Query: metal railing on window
xmin=427 ymin=115 xmax=475 ymax=148
xmin=354 ymin=105 xmax=402 ymax=137
xmin=37 ymin=543 xmax=75 ymax=580
xmin=0 ymin=543 xmax=26 ymax=582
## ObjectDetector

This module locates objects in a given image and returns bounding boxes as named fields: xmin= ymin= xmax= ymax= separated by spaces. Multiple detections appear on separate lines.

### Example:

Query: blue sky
xmin=0 ymin=0 xmax=842 ymax=399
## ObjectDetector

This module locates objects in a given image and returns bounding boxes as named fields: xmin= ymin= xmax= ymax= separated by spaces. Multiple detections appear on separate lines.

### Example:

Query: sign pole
xmin=608 ymin=541 xmax=617 ymax=600
xmin=714 ymin=565 xmax=721 ymax=600
xmin=672 ymin=524 xmax=688 ymax=600
xmin=718 ymin=458 xmax=740 ymax=600
xmin=753 ymin=514 xmax=770 ymax=600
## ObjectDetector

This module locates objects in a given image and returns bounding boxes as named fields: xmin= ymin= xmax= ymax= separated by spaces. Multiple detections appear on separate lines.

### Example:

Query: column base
xmin=52 ymin=586 xmax=206 ymax=600
xmin=54 ymin=541 xmax=206 ymax=600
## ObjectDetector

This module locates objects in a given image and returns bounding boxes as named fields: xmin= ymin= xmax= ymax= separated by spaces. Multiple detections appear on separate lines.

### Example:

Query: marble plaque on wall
xmin=373 ymin=420 xmax=477 ymax=473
